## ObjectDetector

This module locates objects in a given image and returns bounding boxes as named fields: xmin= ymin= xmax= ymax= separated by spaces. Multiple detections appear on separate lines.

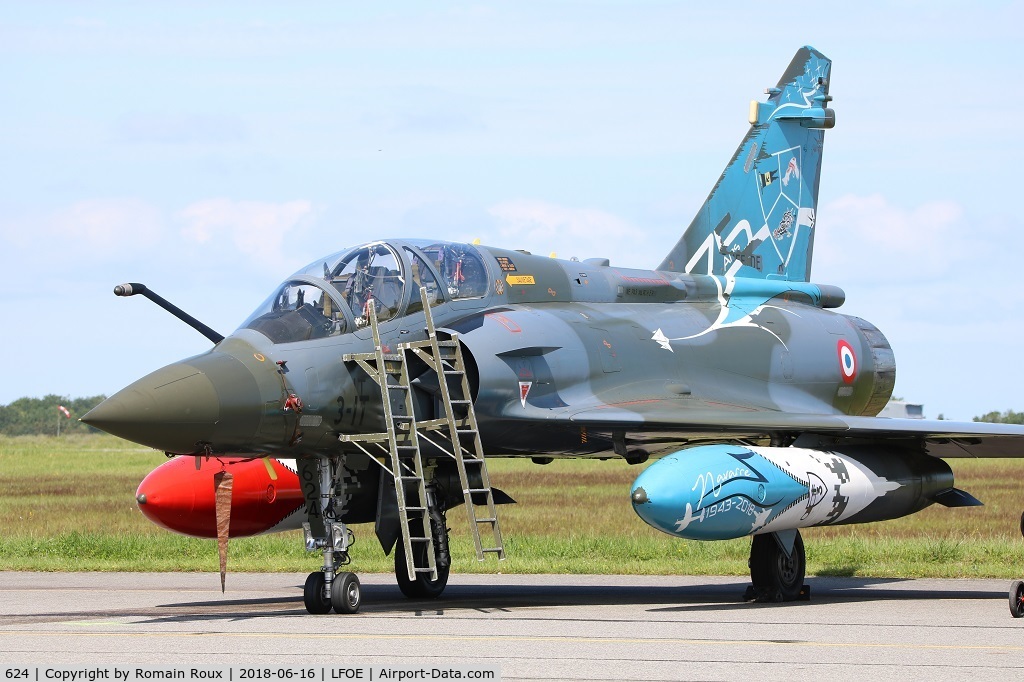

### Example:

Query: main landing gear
xmin=1010 ymin=512 xmax=1024 ymax=618
xmin=395 ymin=543 xmax=450 ymax=598
xmin=744 ymin=529 xmax=810 ymax=603
xmin=395 ymin=499 xmax=452 ymax=599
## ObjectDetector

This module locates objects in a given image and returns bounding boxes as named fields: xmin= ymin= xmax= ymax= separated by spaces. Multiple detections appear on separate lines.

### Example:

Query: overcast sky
xmin=2 ymin=2 xmax=1022 ymax=420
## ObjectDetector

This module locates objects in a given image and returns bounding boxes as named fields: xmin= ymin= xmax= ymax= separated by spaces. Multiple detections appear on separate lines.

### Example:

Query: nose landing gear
xmin=301 ymin=455 xmax=363 ymax=615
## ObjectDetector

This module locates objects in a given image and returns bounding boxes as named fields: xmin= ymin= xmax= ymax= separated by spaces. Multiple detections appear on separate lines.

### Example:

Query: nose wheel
xmin=331 ymin=571 xmax=362 ymax=614
xmin=301 ymin=455 xmax=363 ymax=614
xmin=303 ymin=570 xmax=362 ymax=615
xmin=303 ymin=572 xmax=331 ymax=614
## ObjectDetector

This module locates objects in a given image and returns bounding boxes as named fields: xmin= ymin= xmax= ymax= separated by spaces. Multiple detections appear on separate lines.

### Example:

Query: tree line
xmin=973 ymin=410 xmax=1024 ymax=425
xmin=1 ymin=395 xmax=1022 ymax=436
xmin=0 ymin=395 xmax=107 ymax=436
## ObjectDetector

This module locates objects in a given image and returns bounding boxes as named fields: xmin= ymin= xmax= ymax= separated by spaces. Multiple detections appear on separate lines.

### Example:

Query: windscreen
xmin=240 ymin=279 xmax=349 ymax=344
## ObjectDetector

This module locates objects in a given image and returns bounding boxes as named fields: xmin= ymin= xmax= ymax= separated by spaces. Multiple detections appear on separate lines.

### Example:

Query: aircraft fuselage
xmin=85 ymin=241 xmax=893 ymax=462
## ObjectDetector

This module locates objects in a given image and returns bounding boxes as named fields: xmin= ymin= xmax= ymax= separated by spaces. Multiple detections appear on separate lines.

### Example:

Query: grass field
xmin=1 ymin=434 xmax=1023 ymax=578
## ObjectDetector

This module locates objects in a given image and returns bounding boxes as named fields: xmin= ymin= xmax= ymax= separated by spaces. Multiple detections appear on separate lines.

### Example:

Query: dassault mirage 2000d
xmin=85 ymin=46 xmax=1024 ymax=617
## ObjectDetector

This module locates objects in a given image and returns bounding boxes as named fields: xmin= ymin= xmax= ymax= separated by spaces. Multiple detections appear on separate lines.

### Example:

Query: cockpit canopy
xmin=240 ymin=239 xmax=490 ymax=344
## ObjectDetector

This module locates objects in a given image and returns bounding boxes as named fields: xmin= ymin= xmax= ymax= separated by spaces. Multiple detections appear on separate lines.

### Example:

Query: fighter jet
xmin=84 ymin=46 xmax=1024 ymax=616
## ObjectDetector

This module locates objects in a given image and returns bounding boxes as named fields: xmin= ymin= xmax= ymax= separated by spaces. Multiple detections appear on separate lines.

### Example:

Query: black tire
xmin=750 ymin=531 xmax=805 ymax=602
xmin=395 ymin=541 xmax=449 ymax=599
xmin=303 ymin=572 xmax=332 ymax=614
xmin=1010 ymin=580 xmax=1024 ymax=618
xmin=331 ymin=572 xmax=361 ymax=614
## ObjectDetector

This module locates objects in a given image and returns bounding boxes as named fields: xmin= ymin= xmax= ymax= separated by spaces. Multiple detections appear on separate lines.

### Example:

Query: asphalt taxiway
xmin=0 ymin=572 xmax=1021 ymax=680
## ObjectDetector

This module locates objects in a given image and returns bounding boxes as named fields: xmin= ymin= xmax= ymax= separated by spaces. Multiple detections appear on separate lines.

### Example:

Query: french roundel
xmin=837 ymin=340 xmax=857 ymax=384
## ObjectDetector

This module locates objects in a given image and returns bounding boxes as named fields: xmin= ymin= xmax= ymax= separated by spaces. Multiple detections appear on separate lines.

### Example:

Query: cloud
xmin=813 ymin=193 xmax=966 ymax=285
xmin=57 ymin=198 xmax=163 ymax=246
xmin=179 ymin=198 xmax=315 ymax=271
xmin=488 ymin=199 xmax=643 ymax=264
xmin=0 ymin=198 xmax=164 ymax=262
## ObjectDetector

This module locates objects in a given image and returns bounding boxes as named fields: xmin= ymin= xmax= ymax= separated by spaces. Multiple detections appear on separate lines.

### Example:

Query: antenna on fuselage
xmin=113 ymin=283 xmax=225 ymax=344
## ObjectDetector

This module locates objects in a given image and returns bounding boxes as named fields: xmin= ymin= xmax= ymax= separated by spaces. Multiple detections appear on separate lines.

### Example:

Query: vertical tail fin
xmin=658 ymin=47 xmax=833 ymax=282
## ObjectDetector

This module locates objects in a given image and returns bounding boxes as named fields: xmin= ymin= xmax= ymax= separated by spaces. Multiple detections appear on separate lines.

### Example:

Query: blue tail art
xmin=658 ymin=46 xmax=834 ymax=282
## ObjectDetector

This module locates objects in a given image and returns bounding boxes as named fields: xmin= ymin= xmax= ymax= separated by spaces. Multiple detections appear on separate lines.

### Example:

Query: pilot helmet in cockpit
xmin=438 ymin=244 xmax=487 ymax=299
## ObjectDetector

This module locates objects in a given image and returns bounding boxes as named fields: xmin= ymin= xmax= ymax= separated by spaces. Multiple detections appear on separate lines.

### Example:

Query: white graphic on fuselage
xmin=652 ymin=328 xmax=674 ymax=352
xmin=651 ymin=276 xmax=801 ymax=350
xmin=749 ymin=447 xmax=901 ymax=534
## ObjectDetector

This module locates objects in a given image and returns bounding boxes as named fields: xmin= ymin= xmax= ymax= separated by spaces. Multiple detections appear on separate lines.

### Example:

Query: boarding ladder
xmin=401 ymin=290 xmax=506 ymax=563
xmin=339 ymin=289 xmax=504 ymax=583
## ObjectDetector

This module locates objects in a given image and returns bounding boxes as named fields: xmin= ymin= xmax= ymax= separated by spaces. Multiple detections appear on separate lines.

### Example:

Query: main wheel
xmin=395 ymin=541 xmax=450 ymax=599
xmin=749 ymin=531 xmax=806 ymax=602
xmin=1009 ymin=580 xmax=1024 ymax=618
xmin=303 ymin=571 xmax=332 ymax=614
xmin=331 ymin=572 xmax=361 ymax=614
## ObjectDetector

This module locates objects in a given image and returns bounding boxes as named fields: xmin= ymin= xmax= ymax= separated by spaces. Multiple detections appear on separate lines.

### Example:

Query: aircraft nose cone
xmin=83 ymin=361 xmax=219 ymax=453
xmin=83 ymin=350 xmax=262 ymax=454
